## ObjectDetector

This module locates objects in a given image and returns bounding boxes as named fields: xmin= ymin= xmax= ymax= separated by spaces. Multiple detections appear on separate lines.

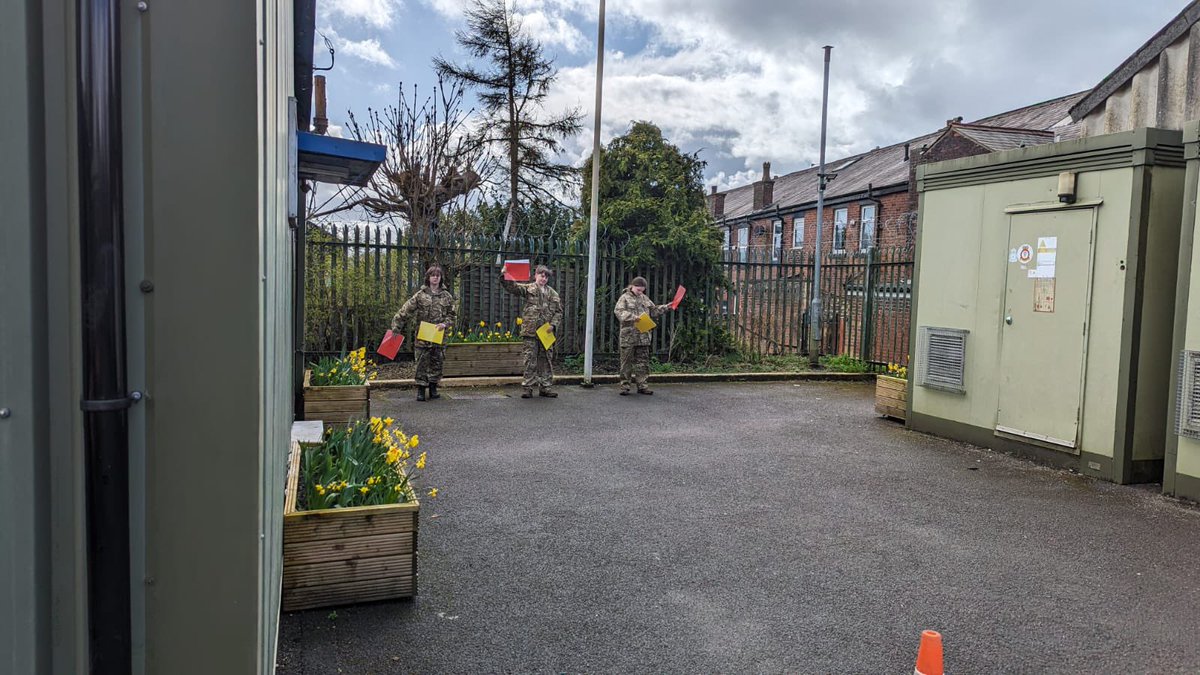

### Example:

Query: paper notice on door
xmin=1009 ymin=248 xmax=1018 ymax=263
xmin=1034 ymin=278 xmax=1055 ymax=312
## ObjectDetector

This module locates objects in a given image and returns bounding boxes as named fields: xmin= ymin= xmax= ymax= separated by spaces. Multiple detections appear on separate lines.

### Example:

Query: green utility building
xmin=911 ymin=129 xmax=1185 ymax=484
xmin=1166 ymin=121 xmax=1200 ymax=502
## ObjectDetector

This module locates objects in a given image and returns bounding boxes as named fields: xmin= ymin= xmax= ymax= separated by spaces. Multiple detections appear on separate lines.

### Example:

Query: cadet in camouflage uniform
xmin=501 ymin=265 xmax=563 ymax=398
xmin=392 ymin=265 xmax=457 ymax=401
xmin=614 ymin=276 xmax=674 ymax=395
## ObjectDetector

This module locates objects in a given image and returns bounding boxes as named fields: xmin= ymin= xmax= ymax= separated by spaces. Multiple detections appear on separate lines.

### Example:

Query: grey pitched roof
xmin=1069 ymin=1 xmax=1200 ymax=121
xmin=712 ymin=92 xmax=1087 ymax=221
xmin=973 ymin=91 xmax=1086 ymax=130
xmin=951 ymin=125 xmax=1054 ymax=152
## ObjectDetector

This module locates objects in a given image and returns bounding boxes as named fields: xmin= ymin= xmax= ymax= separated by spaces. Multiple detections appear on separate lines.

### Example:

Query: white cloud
xmin=351 ymin=0 xmax=1189 ymax=188
xmin=339 ymin=37 xmax=399 ymax=68
xmin=323 ymin=0 xmax=403 ymax=29
xmin=515 ymin=11 xmax=587 ymax=53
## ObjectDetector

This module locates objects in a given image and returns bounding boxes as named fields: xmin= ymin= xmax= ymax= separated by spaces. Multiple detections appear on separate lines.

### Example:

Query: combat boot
xmin=637 ymin=387 xmax=653 ymax=395
xmin=521 ymin=387 xmax=533 ymax=398
xmin=539 ymin=388 xmax=558 ymax=398
xmin=417 ymin=386 xmax=426 ymax=401
xmin=428 ymin=383 xmax=441 ymax=400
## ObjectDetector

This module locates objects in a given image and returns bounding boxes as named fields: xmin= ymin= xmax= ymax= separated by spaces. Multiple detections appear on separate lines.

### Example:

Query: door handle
xmin=1005 ymin=315 xmax=1013 ymax=325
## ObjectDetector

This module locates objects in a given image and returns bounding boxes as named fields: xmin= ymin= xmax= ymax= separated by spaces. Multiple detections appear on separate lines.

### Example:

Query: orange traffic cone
xmin=914 ymin=630 xmax=944 ymax=675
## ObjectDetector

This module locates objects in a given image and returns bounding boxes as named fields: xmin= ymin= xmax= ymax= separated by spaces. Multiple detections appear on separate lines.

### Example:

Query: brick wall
xmin=906 ymin=130 xmax=989 ymax=211
xmin=766 ymin=191 xmax=913 ymax=255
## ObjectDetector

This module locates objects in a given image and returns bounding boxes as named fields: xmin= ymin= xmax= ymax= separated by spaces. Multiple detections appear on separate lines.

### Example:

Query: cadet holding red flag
xmin=501 ymin=264 xmax=563 ymax=398
xmin=392 ymin=265 xmax=457 ymax=402
xmin=613 ymin=276 xmax=674 ymax=395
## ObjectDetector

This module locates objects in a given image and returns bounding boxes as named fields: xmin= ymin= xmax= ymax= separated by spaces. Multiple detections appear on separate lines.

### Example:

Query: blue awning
xmin=297 ymin=131 xmax=386 ymax=186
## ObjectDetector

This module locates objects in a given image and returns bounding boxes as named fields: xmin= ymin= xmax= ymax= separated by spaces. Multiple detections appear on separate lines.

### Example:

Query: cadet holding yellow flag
xmin=501 ymin=265 xmax=563 ymax=398
xmin=392 ymin=265 xmax=457 ymax=402
xmin=614 ymin=276 xmax=674 ymax=395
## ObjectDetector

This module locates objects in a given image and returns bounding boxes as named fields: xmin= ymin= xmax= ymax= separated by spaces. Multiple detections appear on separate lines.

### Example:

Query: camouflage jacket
xmin=392 ymin=285 xmax=457 ymax=345
xmin=614 ymin=289 xmax=670 ymax=347
xmin=501 ymin=278 xmax=563 ymax=338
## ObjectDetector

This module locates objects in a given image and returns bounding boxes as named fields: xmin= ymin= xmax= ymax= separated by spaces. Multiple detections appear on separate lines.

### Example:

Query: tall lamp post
xmin=808 ymin=45 xmax=832 ymax=367
xmin=582 ymin=0 xmax=606 ymax=386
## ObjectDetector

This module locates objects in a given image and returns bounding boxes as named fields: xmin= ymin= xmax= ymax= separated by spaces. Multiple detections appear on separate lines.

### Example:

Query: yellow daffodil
xmin=384 ymin=417 xmax=394 ymax=427
xmin=515 ymin=317 xmax=523 ymax=325
xmin=428 ymin=488 xmax=439 ymax=498
xmin=495 ymin=322 xmax=502 ymax=328
xmin=408 ymin=435 xmax=419 ymax=448
xmin=479 ymin=320 xmax=486 ymax=327
xmin=359 ymin=486 xmax=369 ymax=495
xmin=416 ymin=452 xmax=426 ymax=470
xmin=386 ymin=447 xmax=401 ymax=464
xmin=394 ymin=484 xmax=404 ymax=493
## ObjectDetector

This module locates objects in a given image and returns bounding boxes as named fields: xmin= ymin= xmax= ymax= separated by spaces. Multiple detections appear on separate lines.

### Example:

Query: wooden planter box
xmin=281 ymin=437 xmax=419 ymax=612
xmin=443 ymin=342 xmax=524 ymax=377
xmin=302 ymin=370 xmax=368 ymax=425
xmin=875 ymin=374 xmax=908 ymax=421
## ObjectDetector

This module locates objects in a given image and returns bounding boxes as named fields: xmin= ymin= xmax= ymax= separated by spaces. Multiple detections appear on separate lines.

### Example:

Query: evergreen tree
xmin=580 ymin=121 xmax=731 ymax=359
xmin=434 ymin=0 xmax=583 ymax=239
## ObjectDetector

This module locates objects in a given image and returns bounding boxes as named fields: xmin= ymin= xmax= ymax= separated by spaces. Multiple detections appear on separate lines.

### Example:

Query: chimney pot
xmin=314 ymin=75 xmax=329 ymax=135
xmin=762 ymin=162 xmax=771 ymax=181
xmin=711 ymin=185 xmax=717 ymax=195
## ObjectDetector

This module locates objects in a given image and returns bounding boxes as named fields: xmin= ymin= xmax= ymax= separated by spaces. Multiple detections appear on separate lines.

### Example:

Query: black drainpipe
xmin=77 ymin=0 xmax=133 ymax=670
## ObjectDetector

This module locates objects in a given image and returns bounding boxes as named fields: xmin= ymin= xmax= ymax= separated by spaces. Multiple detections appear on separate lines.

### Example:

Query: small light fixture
xmin=1057 ymin=171 xmax=1077 ymax=204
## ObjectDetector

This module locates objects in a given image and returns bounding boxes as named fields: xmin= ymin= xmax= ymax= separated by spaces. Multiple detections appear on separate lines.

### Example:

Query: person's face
xmin=631 ymin=285 xmax=646 ymax=296
xmin=535 ymin=271 xmax=550 ymax=286
xmin=428 ymin=272 xmax=441 ymax=288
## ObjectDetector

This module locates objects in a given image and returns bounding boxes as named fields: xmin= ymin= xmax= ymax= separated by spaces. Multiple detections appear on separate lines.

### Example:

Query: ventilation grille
xmin=917 ymin=326 xmax=968 ymax=394
xmin=1176 ymin=350 xmax=1200 ymax=439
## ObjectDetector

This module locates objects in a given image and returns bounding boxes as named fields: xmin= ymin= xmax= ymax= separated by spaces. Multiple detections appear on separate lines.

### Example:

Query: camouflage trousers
xmin=521 ymin=337 xmax=554 ymax=389
xmin=413 ymin=344 xmax=445 ymax=386
xmin=619 ymin=345 xmax=651 ymax=391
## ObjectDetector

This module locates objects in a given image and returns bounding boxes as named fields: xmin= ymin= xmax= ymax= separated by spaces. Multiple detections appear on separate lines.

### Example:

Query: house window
xmin=792 ymin=215 xmax=804 ymax=248
xmin=833 ymin=207 xmax=848 ymax=253
xmin=772 ymin=218 xmax=783 ymax=262
xmin=738 ymin=226 xmax=749 ymax=262
xmin=860 ymin=204 xmax=877 ymax=251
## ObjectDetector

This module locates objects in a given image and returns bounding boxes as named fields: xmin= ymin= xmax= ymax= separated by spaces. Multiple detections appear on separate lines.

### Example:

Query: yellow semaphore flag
xmin=536 ymin=322 xmax=556 ymax=350
xmin=635 ymin=312 xmax=656 ymax=333
xmin=417 ymin=321 xmax=445 ymax=345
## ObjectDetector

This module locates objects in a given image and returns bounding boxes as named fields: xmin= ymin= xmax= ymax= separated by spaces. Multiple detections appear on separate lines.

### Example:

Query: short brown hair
xmin=535 ymin=265 xmax=553 ymax=277
xmin=424 ymin=265 xmax=444 ymax=285
xmin=630 ymin=276 xmax=648 ymax=288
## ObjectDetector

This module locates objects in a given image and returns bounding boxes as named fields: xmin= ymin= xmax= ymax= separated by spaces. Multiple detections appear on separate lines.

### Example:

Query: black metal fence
xmin=304 ymin=225 xmax=912 ymax=366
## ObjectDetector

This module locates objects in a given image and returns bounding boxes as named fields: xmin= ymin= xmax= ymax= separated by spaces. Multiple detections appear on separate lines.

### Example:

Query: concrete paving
xmin=277 ymin=381 xmax=1200 ymax=673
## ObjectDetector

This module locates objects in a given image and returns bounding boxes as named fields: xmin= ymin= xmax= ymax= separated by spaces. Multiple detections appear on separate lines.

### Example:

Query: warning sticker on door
xmin=1036 ymin=236 xmax=1057 ymax=278
xmin=1034 ymin=278 xmax=1055 ymax=312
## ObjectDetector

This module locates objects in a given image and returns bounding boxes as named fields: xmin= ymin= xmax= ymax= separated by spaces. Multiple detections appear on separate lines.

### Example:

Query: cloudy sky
xmin=316 ymin=0 xmax=1188 ymax=194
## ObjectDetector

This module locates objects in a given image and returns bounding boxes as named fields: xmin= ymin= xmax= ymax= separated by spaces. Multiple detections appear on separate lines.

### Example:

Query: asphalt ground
xmin=277 ymin=381 xmax=1200 ymax=674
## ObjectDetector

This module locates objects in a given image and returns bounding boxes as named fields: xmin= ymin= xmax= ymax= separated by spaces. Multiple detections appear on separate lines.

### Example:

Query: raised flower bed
xmin=302 ymin=348 xmax=375 ymax=425
xmin=443 ymin=320 xmax=523 ymax=377
xmin=282 ymin=416 xmax=435 ymax=612
xmin=874 ymin=363 xmax=908 ymax=422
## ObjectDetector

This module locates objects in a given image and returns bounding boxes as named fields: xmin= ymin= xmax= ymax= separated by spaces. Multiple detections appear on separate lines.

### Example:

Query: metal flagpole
xmin=583 ymin=0 xmax=606 ymax=387
xmin=808 ymin=45 xmax=832 ymax=368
